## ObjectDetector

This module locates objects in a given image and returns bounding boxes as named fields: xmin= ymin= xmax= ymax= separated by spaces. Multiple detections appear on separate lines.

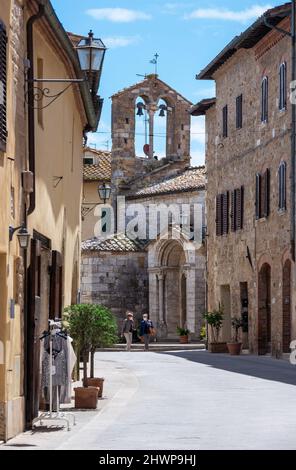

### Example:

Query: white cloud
xmin=185 ymin=5 xmax=272 ymax=23
xmin=86 ymin=8 xmax=151 ymax=23
xmin=103 ymin=36 xmax=140 ymax=49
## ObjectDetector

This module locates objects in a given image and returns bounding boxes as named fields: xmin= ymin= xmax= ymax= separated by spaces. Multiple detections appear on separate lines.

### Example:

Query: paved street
xmin=2 ymin=350 xmax=296 ymax=450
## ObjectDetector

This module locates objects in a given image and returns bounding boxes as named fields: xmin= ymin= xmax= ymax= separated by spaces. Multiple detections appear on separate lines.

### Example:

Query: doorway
xmin=283 ymin=259 xmax=292 ymax=353
xmin=220 ymin=285 xmax=231 ymax=342
xmin=258 ymin=263 xmax=271 ymax=355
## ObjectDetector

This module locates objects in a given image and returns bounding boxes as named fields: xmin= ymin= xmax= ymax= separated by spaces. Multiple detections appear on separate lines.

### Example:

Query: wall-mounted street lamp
xmin=98 ymin=183 xmax=112 ymax=204
xmin=81 ymin=182 xmax=112 ymax=220
xmin=9 ymin=225 xmax=31 ymax=250
xmin=76 ymin=31 xmax=106 ymax=76
xmin=26 ymin=30 xmax=107 ymax=110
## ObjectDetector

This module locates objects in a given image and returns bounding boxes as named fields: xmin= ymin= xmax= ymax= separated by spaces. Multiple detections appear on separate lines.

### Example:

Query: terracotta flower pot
xmin=179 ymin=335 xmax=189 ymax=344
xmin=74 ymin=386 xmax=98 ymax=409
xmin=86 ymin=377 xmax=105 ymax=398
xmin=209 ymin=342 xmax=228 ymax=353
xmin=227 ymin=342 xmax=242 ymax=355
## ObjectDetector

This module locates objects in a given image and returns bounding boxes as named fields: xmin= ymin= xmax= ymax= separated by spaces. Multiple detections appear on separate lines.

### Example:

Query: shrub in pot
xmin=64 ymin=304 xmax=101 ymax=409
xmin=203 ymin=307 xmax=227 ymax=353
xmin=227 ymin=317 xmax=243 ymax=355
xmin=177 ymin=327 xmax=190 ymax=344
xmin=88 ymin=305 xmax=118 ymax=398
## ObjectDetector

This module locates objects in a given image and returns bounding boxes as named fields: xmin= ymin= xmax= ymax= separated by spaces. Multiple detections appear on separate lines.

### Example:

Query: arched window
xmin=279 ymin=62 xmax=287 ymax=111
xmin=153 ymin=98 xmax=168 ymax=160
xmin=261 ymin=76 xmax=268 ymax=123
xmin=135 ymin=97 xmax=149 ymax=158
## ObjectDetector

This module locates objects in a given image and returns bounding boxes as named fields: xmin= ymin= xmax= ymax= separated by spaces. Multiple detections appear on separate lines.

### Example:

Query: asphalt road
xmin=2 ymin=350 xmax=296 ymax=450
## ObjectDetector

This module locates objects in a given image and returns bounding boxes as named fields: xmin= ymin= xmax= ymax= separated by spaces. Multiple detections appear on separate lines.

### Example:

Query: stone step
xmin=97 ymin=343 xmax=206 ymax=352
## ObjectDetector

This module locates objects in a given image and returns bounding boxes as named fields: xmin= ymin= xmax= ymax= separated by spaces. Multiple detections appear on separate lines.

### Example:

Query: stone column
xmin=157 ymin=272 xmax=168 ymax=339
xmin=149 ymin=271 xmax=158 ymax=326
xmin=158 ymin=273 xmax=164 ymax=323
xmin=186 ymin=268 xmax=196 ymax=335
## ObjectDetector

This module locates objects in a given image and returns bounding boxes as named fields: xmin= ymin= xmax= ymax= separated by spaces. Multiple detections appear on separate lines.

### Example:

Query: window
xmin=278 ymin=161 xmax=287 ymax=211
xmin=216 ymin=192 xmax=229 ymax=236
xmin=0 ymin=21 xmax=7 ymax=151
xmin=256 ymin=169 xmax=270 ymax=219
xmin=231 ymin=187 xmax=244 ymax=231
xmin=279 ymin=62 xmax=287 ymax=111
xmin=261 ymin=76 xmax=268 ymax=123
xmin=236 ymin=95 xmax=243 ymax=129
xmin=83 ymin=157 xmax=94 ymax=165
xmin=222 ymin=105 xmax=228 ymax=137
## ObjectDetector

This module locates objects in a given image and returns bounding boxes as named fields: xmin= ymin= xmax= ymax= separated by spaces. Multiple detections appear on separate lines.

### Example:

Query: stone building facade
xmin=81 ymin=75 xmax=206 ymax=340
xmin=193 ymin=3 xmax=294 ymax=356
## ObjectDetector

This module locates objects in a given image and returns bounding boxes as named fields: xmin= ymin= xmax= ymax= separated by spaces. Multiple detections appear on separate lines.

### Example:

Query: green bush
xmin=64 ymin=304 xmax=118 ymax=386
xmin=203 ymin=306 xmax=224 ymax=343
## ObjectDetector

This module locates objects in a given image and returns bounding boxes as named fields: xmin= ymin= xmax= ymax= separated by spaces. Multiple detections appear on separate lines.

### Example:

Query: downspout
xmin=26 ymin=4 xmax=45 ymax=215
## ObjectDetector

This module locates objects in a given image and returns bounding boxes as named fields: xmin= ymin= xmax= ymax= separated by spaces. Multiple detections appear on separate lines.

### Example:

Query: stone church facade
xmin=81 ymin=75 xmax=206 ymax=340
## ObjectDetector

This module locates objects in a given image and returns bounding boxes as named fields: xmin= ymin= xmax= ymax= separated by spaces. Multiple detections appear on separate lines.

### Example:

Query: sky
xmin=51 ymin=0 xmax=281 ymax=166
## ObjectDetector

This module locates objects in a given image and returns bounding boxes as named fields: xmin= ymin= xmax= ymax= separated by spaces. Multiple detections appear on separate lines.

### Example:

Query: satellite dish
xmin=143 ymin=144 xmax=150 ymax=156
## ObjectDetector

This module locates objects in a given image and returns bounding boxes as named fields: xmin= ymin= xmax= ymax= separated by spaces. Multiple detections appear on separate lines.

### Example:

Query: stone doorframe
xmin=148 ymin=230 xmax=204 ymax=339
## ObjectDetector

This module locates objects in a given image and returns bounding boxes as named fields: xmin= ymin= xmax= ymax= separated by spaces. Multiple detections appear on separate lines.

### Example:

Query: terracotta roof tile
xmin=83 ymin=148 xmax=111 ymax=181
xmin=127 ymin=167 xmax=206 ymax=199
xmin=82 ymin=233 xmax=147 ymax=252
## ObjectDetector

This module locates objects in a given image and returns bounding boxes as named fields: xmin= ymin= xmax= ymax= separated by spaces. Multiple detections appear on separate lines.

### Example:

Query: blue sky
xmin=51 ymin=0 xmax=280 ymax=165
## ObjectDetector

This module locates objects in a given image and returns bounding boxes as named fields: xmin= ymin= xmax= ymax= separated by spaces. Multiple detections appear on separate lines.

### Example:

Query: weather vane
xmin=150 ymin=53 xmax=159 ymax=75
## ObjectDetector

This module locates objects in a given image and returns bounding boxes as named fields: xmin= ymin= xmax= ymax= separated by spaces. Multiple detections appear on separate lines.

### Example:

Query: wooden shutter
xmin=263 ymin=169 xmax=270 ymax=218
xmin=256 ymin=173 xmax=261 ymax=219
xmin=222 ymin=105 xmax=228 ymax=138
xmin=236 ymin=186 xmax=244 ymax=230
xmin=236 ymin=95 xmax=243 ymax=129
xmin=216 ymin=194 xmax=222 ymax=236
xmin=231 ymin=190 xmax=236 ymax=231
xmin=222 ymin=192 xmax=229 ymax=235
xmin=0 ymin=21 xmax=7 ymax=151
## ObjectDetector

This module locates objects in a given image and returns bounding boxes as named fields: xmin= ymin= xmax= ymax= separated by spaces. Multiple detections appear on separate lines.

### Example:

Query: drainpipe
xmin=26 ymin=4 xmax=45 ymax=215
xmin=291 ymin=0 xmax=296 ymax=261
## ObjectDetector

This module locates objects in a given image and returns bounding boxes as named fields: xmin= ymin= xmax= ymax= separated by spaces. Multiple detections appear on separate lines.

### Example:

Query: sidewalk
xmin=1 ymin=354 xmax=138 ymax=450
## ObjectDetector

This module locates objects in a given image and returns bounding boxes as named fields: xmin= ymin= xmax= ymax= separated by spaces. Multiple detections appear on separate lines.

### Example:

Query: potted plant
xmin=64 ymin=304 xmax=100 ymax=409
xmin=177 ymin=327 xmax=190 ymax=344
xmin=203 ymin=306 xmax=227 ymax=353
xmin=87 ymin=305 xmax=118 ymax=398
xmin=227 ymin=317 xmax=243 ymax=355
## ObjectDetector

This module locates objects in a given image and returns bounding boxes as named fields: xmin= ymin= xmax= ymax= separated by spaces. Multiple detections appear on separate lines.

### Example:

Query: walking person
xmin=140 ymin=314 xmax=154 ymax=352
xmin=121 ymin=311 xmax=134 ymax=352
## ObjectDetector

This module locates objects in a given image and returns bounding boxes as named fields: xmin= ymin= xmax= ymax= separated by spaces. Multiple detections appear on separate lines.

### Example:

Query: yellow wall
xmin=0 ymin=0 xmax=86 ymax=440
xmin=82 ymin=181 xmax=106 ymax=240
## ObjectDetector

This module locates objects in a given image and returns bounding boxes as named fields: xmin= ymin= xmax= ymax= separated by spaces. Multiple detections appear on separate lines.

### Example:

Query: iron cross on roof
xmin=150 ymin=53 xmax=159 ymax=75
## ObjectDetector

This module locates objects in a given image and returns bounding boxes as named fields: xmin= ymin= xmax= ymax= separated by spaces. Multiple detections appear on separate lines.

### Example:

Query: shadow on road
xmin=160 ymin=350 xmax=296 ymax=386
